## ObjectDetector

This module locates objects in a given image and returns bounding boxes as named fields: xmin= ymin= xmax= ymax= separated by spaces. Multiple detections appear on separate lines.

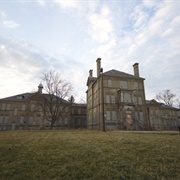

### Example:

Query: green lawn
xmin=0 ymin=130 xmax=179 ymax=180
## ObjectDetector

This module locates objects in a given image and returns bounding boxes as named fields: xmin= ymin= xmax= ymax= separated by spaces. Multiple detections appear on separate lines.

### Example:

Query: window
xmin=1 ymin=104 xmax=6 ymax=110
xmin=20 ymin=116 xmax=24 ymax=124
xmin=13 ymin=108 xmax=18 ymax=115
xmin=45 ymin=118 xmax=50 ymax=124
xmin=134 ymin=96 xmax=137 ymax=104
xmin=134 ymin=82 xmax=138 ymax=89
xmin=108 ymin=80 xmax=112 ymax=87
xmin=106 ymin=95 xmax=110 ymax=103
xmin=124 ymin=93 xmax=131 ymax=103
xmin=29 ymin=116 xmax=33 ymax=124
xmin=138 ymin=97 xmax=142 ymax=105
xmin=78 ymin=109 xmax=81 ymax=114
xmin=53 ymin=105 xmax=56 ymax=111
xmin=38 ymin=106 xmax=42 ymax=112
xmin=6 ymin=104 xmax=11 ymax=110
xmin=140 ymin=112 xmax=144 ymax=122
xmin=121 ymin=93 xmax=124 ymax=102
xmin=120 ymin=81 xmax=127 ymax=89
xmin=77 ymin=119 xmax=81 ymax=125
xmin=106 ymin=111 xmax=111 ymax=120
xmin=65 ymin=107 xmax=69 ymax=112
xmin=30 ymin=104 xmax=34 ymax=111
xmin=111 ymin=96 xmax=115 ymax=103
xmin=135 ymin=112 xmax=139 ymax=120
xmin=22 ymin=104 xmax=26 ymax=111
xmin=64 ymin=118 xmax=68 ymax=125
xmin=4 ymin=116 xmax=8 ymax=123
xmin=59 ymin=117 xmax=62 ymax=125
xmin=17 ymin=96 xmax=24 ymax=100
xmin=37 ymin=117 xmax=41 ymax=124
xmin=0 ymin=116 xmax=3 ymax=123
xmin=60 ymin=106 xmax=63 ymax=111
xmin=112 ymin=111 xmax=117 ymax=120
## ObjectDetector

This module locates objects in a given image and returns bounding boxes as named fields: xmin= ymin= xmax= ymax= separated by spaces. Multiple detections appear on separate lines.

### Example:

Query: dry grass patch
xmin=0 ymin=130 xmax=179 ymax=179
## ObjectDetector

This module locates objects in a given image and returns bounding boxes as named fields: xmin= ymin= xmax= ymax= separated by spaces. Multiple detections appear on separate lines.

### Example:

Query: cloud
xmin=0 ymin=36 xmax=49 ymax=97
xmin=88 ymin=5 xmax=113 ymax=43
xmin=2 ymin=20 xmax=19 ymax=28
xmin=37 ymin=0 xmax=46 ymax=6
xmin=54 ymin=0 xmax=82 ymax=9
xmin=0 ymin=36 xmax=88 ymax=100
xmin=0 ymin=0 xmax=179 ymax=101
xmin=0 ymin=10 xmax=19 ymax=29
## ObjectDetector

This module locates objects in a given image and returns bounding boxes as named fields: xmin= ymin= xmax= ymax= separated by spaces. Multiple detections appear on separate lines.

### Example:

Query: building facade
xmin=86 ymin=58 xmax=148 ymax=131
xmin=146 ymin=99 xmax=180 ymax=130
xmin=0 ymin=85 xmax=87 ymax=131
xmin=1 ymin=60 xmax=180 ymax=131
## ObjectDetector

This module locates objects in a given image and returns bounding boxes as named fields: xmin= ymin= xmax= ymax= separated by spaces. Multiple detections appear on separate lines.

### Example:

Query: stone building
xmin=146 ymin=99 xmax=180 ymax=130
xmin=0 ymin=84 xmax=87 ymax=131
xmin=86 ymin=58 xmax=148 ymax=131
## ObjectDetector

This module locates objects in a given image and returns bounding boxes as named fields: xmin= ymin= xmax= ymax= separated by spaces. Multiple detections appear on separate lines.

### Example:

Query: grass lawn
xmin=0 ymin=130 xmax=179 ymax=180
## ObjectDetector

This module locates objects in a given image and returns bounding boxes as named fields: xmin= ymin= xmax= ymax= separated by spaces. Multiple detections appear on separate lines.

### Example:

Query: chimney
xmin=38 ymin=83 xmax=43 ymax=94
xmin=133 ymin=63 xmax=139 ymax=77
xmin=89 ymin=69 xmax=93 ymax=77
xmin=96 ymin=58 xmax=101 ymax=77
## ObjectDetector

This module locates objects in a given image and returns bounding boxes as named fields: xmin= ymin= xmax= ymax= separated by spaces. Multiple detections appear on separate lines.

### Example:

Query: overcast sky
xmin=0 ymin=0 xmax=180 ymax=103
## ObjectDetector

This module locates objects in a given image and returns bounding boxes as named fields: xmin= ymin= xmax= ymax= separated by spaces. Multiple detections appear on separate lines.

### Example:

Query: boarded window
xmin=6 ymin=104 xmax=11 ymax=110
xmin=112 ymin=111 xmax=117 ymax=120
xmin=30 ymin=104 xmax=34 ymax=111
xmin=138 ymin=97 xmax=142 ymax=105
xmin=134 ymin=96 xmax=137 ymax=104
xmin=1 ymin=104 xmax=6 ymax=110
xmin=71 ymin=108 xmax=74 ymax=114
xmin=135 ymin=112 xmax=139 ymax=120
xmin=13 ymin=108 xmax=18 ymax=115
xmin=108 ymin=80 xmax=112 ymax=87
xmin=121 ymin=93 xmax=124 ymax=102
xmin=37 ymin=117 xmax=41 ymax=124
xmin=59 ymin=118 xmax=62 ymax=125
xmin=4 ymin=116 xmax=8 ymax=123
xmin=0 ymin=116 xmax=3 ymax=123
xmin=124 ymin=93 xmax=131 ymax=103
xmin=120 ymin=81 xmax=127 ymax=89
xmin=64 ymin=118 xmax=68 ymax=125
xmin=134 ymin=82 xmax=138 ymax=89
xmin=38 ymin=106 xmax=42 ymax=112
xmin=29 ymin=116 xmax=33 ymax=124
xmin=78 ymin=109 xmax=81 ymax=114
xmin=17 ymin=96 xmax=23 ymax=100
xmin=22 ymin=104 xmax=26 ymax=111
xmin=20 ymin=116 xmax=24 ymax=124
xmin=106 ymin=95 xmax=110 ymax=103
xmin=106 ymin=111 xmax=111 ymax=120
xmin=65 ymin=107 xmax=68 ymax=112
xmin=111 ymin=96 xmax=115 ymax=103
xmin=140 ymin=112 xmax=144 ymax=122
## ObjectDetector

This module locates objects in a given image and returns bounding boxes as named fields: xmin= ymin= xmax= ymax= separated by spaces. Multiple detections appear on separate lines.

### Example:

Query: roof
xmin=146 ymin=99 xmax=159 ymax=105
xmin=72 ymin=103 xmax=87 ymax=107
xmin=146 ymin=99 xmax=179 ymax=110
xmin=0 ymin=92 xmax=70 ymax=104
xmin=86 ymin=76 xmax=97 ymax=86
xmin=104 ymin=69 xmax=145 ymax=80
xmin=0 ymin=93 xmax=33 ymax=102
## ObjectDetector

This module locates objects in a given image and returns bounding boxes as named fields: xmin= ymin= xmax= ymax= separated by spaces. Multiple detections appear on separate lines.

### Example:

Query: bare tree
xmin=176 ymin=99 xmax=180 ymax=109
xmin=41 ymin=71 xmax=73 ymax=129
xmin=156 ymin=89 xmax=176 ymax=107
